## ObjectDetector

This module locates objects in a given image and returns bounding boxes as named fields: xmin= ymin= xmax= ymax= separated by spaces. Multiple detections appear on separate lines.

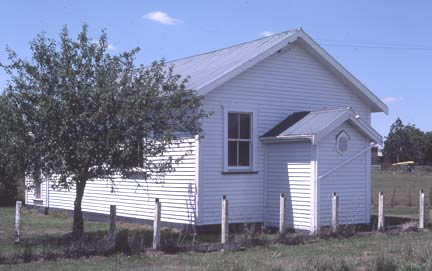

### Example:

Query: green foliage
xmin=424 ymin=132 xmax=432 ymax=164
xmin=0 ymin=181 xmax=18 ymax=206
xmin=0 ymin=95 xmax=23 ymax=205
xmin=383 ymin=118 xmax=430 ymax=164
xmin=0 ymin=24 xmax=206 ymax=238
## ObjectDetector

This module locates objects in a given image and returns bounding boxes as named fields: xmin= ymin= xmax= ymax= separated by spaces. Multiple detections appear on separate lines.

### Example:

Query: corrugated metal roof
xmin=168 ymin=30 xmax=297 ymax=94
xmin=279 ymin=108 xmax=349 ymax=136
xmin=262 ymin=111 xmax=310 ymax=137
xmin=158 ymin=28 xmax=387 ymax=114
xmin=261 ymin=108 xmax=382 ymax=144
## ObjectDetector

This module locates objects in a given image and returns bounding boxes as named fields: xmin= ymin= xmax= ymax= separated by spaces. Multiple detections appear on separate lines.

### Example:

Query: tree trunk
xmin=72 ymin=178 xmax=87 ymax=240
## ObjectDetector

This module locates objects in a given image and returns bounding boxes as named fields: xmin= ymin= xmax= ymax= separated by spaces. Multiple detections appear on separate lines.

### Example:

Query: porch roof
xmin=260 ymin=108 xmax=383 ymax=145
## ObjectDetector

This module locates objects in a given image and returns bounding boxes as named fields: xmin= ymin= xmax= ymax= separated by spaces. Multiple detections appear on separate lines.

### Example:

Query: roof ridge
xmin=165 ymin=28 xmax=299 ymax=65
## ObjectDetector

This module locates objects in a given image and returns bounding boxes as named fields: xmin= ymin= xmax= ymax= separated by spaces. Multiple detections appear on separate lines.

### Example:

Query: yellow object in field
xmin=392 ymin=161 xmax=415 ymax=166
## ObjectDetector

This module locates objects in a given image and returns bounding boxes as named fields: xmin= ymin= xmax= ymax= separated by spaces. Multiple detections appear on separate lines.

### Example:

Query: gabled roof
xmin=169 ymin=28 xmax=388 ymax=114
xmin=262 ymin=111 xmax=310 ymax=137
xmin=260 ymin=108 xmax=383 ymax=145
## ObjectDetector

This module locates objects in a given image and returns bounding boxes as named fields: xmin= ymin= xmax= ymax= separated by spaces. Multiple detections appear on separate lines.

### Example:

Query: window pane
xmin=228 ymin=113 xmax=238 ymax=139
xmin=228 ymin=141 xmax=238 ymax=166
xmin=238 ymin=142 xmax=250 ymax=166
xmin=239 ymin=114 xmax=251 ymax=139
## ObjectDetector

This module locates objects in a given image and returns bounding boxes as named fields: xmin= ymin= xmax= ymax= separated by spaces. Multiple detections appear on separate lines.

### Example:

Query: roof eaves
xmin=296 ymin=30 xmax=389 ymax=114
xmin=260 ymin=134 xmax=313 ymax=143
xmin=348 ymin=116 xmax=383 ymax=145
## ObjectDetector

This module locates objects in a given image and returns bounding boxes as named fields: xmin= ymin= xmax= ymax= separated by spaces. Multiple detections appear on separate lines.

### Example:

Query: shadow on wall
xmin=186 ymin=183 xmax=196 ymax=232
xmin=284 ymin=172 xmax=295 ymax=230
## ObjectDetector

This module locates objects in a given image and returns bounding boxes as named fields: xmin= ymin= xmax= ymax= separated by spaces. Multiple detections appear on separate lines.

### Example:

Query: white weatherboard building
xmin=26 ymin=29 xmax=387 ymax=233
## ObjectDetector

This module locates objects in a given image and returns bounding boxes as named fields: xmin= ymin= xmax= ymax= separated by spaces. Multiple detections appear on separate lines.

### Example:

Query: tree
xmin=383 ymin=118 xmax=426 ymax=164
xmin=424 ymin=132 xmax=432 ymax=165
xmin=1 ymin=24 xmax=206 ymax=239
xmin=0 ymin=95 xmax=24 ymax=205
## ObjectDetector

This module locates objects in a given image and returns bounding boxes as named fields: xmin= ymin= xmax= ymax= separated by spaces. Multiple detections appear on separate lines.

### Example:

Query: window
xmin=35 ymin=181 xmax=42 ymax=199
xmin=227 ymin=113 xmax=252 ymax=167
xmin=33 ymin=171 xmax=42 ymax=200
xmin=336 ymin=131 xmax=350 ymax=155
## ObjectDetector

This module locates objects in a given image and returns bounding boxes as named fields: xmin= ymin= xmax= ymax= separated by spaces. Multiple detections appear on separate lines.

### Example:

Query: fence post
xmin=153 ymin=198 xmax=161 ymax=250
xmin=419 ymin=190 xmax=425 ymax=229
xmin=15 ymin=201 xmax=22 ymax=243
xmin=221 ymin=195 xmax=228 ymax=245
xmin=331 ymin=192 xmax=338 ymax=233
xmin=279 ymin=193 xmax=286 ymax=234
xmin=109 ymin=205 xmax=117 ymax=244
xmin=378 ymin=192 xmax=385 ymax=231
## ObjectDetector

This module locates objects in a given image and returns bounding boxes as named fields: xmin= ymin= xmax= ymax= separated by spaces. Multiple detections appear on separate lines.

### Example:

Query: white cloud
xmin=91 ymin=40 xmax=117 ymax=51
xmin=143 ymin=11 xmax=180 ymax=25
xmin=382 ymin=96 xmax=403 ymax=104
xmin=260 ymin=31 xmax=275 ymax=37
xmin=107 ymin=44 xmax=117 ymax=51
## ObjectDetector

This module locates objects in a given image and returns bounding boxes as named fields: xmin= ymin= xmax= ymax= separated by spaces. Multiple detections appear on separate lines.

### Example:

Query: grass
xmin=372 ymin=170 xmax=432 ymax=208
xmin=0 ymin=207 xmax=159 ymax=259
xmin=2 ymin=230 xmax=432 ymax=270
xmin=1 ymin=170 xmax=432 ymax=270
xmin=371 ymin=206 xmax=419 ymax=218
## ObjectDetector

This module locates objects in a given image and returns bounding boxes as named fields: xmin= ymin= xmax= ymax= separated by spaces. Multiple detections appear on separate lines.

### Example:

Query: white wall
xmin=25 ymin=178 xmax=46 ymax=206
xmin=198 ymin=42 xmax=372 ymax=225
xmin=265 ymin=142 xmax=312 ymax=230
xmin=26 ymin=138 xmax=198 ymax=225
xmin=317 ymin=122 xmax=370 ymax=226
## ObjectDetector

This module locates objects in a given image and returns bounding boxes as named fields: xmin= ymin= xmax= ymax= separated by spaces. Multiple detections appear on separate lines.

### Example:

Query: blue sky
xmin=1 ymin=1 xmax=431 ymax=138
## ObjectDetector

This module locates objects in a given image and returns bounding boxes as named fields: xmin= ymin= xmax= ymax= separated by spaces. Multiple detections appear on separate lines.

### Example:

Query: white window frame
xmin=223 ymin=106 xmax=257 ymax=172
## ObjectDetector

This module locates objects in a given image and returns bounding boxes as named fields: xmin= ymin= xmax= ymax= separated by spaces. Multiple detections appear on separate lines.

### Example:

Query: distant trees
xmin=383 ymin=118 xmax=431 ymax=164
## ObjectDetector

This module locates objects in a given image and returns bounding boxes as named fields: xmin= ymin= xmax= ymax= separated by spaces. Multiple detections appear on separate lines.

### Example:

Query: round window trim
xmin=336 ymin=131 xmax=350 ymax=155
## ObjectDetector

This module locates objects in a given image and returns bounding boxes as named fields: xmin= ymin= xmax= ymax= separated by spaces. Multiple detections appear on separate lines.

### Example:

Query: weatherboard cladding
xmin=317 ymin=122 xmax=370 ymax=226
xmin=26 ymin=138 xmax=198 ymax=225
xmin=265 ymin=142 xmax=312 ymax=230
xmin=197 ymin=42 xmax=372 ymax=225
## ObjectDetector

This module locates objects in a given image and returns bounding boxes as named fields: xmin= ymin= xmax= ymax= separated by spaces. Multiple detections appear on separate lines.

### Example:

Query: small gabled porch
xmin=261 ymin=108 xmax=382 ymax=233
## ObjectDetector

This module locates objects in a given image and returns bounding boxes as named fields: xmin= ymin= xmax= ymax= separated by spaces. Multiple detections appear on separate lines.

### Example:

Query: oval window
xmin=336 ymin=131 xmax=350 ymax=155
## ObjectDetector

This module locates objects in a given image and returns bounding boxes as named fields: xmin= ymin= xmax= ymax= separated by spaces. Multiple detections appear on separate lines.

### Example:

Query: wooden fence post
xmin=15 ymin=201 xmax=22 ymax=243
xmin=419 ymin=190 xmax=425 ymax=229
xmin=221 ymin=195 xmax=228 ymax=245
xmin=279 ymin=193 xmax=286 ymax=234
xmin=153 ymin=198 xmax=161 ymax=250
xmin=429 ymin=187 xmax=432 ymax=207
xmin=378 ymin=192 xmax=385 ymax=231
xmin=331 ymin=192 xmax=338 ymax=233
xmin=109 ymin=205 xmax=116 ymax=244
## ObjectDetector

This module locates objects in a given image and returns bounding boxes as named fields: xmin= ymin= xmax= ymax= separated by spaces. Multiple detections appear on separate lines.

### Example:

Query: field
xmin=372 ymin=169 xmax=432 ymax=218
xmin=1 ymin=170 xmax=432 ymax=270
